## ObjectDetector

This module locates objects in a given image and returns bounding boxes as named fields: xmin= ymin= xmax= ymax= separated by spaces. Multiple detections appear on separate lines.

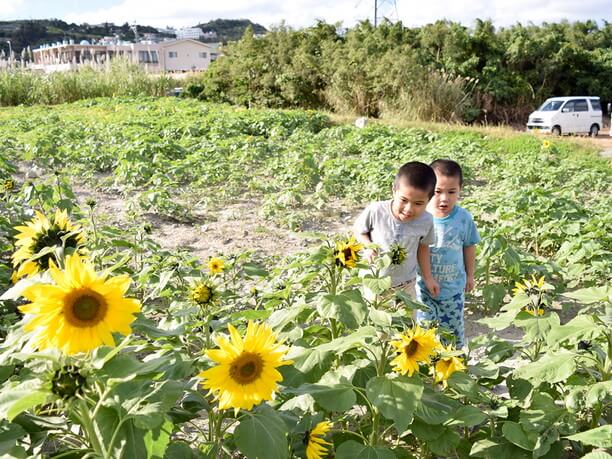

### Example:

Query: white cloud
xmin=0 ymin=0 xmax=25 ymax=19
xmin=60 ymin=0 xmax=609 ymax=30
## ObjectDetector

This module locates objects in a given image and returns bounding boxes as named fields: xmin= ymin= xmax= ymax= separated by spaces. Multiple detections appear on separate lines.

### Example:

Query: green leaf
xmin=288 ymin=383 xmax=356 ymax=412
xmin=477 ymin=309 xmax=516 ymax=331
xmin=581 ymin=452 xmax=612 ymax=459
xmin=446 ymin=406 xmax=487 ymax=427
xmin=288 ymin=327 xmax=376 ymax=375
xmin=415 ymin=387 xmax=460 ymax=425
xmin=368 ymin=308 xmax=392 ymax=327
xmin=0 ymin=423 xmax=26 ymax=455
xmin=144 ymin=419 xmax=173 ymax=459
xmin=317 ymin=292 xmax=367 ymax=329
xmin=512 ymin=353 xmax=576 ymax=387
xmin=0 ymin=380 xmax=49 ymax=422
xmin=411 ymin=420 xmax=460 ymax=456
xmin=546 ymin=315 xmax=602 ymax=346
xmin=502 ymin=421 xmax=537 ymax=451
xmin=362 ymin=275 xmax=392 ymax=295
xmin=565 ymin=425 xmax=612 ymax=448
xmin=469 ymin=439 xmax=530 ymax=459
xmin=586 ymin=381 xmax=612 ymax=407
xmin=515 ymin=312 xmax=560 ymax=342
xmin=235 ymin=405 xmax=288 ymax=459
xmin=483 ymin=284 xmax=506 ymax=311
xmin=335 ymin=440 xmax=396 ymax=459
xmin=563 ymin=286 xmax=611 ymax=304
xmin=241 ymin=262 xmax=269 ymax=278
xmin=365 ymin=375 xmax=423 ymax=432
xmin=519 ymin=393 xmax=568 ymax=433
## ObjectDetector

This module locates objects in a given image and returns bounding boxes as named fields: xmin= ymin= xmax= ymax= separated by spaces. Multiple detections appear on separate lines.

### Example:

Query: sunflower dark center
xmin=343 ymin=248 xmax=353 ymax=260
xmin=73 ymin=296 xmax=101 ymax=321
xmin=404 ymin=340 xmax=419 ymax=357
xmin=31 ymin=225 xmax=79 ymax=269
xmin=229 ymin=352 xmax=264 ymax=385
xmin=65 ymin=290 xmax=107 ymax=327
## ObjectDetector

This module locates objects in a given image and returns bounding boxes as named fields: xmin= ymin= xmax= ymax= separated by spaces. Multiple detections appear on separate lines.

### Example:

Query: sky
xmin=0 ymin=0 xmax=609 ymax=30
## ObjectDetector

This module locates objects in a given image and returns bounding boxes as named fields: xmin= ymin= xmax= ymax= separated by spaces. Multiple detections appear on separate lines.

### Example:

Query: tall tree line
xmin=193 ymin=19 xmax=612 ymax=124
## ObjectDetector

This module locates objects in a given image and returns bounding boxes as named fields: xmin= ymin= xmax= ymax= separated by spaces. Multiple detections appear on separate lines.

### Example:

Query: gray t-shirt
xmin=354 ymin=200 xmax=435 ymax=286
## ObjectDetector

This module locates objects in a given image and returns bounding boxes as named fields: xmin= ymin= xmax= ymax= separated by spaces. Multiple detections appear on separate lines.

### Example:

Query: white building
xmin=175 ymin=27 xmax=204 ymax=40
xmin=32 ymin=39 xmax=220 ymax=73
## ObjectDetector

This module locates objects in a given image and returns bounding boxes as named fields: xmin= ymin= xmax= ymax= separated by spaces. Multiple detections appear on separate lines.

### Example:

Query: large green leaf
xmin=288 ymin=383 xmax=356 ymax=412
xmin=365 ymin=375 xmax=423 ymax=432
xmin=144 ymin=419 xmax=173 ymax=459
xmin=0 ymin=423 xmax=26 ymax=455
xmin=317 ymin=291 xmax=367 ymax=329
xmin=562 ymin=286 xmax=611 ymax=304
xmin=288 ymin=327 xmax=376 ymax=375
xmin=565 ymin=425 xmax=612 ymax=448
xmin=415 ymin=387 xmax=460 ymax=425
xmin=512 ymin=353 xmax=576 ymax=386
xmin=469 ymin=439 xmax=530 ymax=459
xmin=586 ymin=381 xmax=612 ymax=407
xmin=502 ymin=421 xmax=537 ymax=451
xmin=234 ymin=404 xmax=288 ymax=459
xmin=514 ymin=312 xmax=560 ymax=342
xmin=0 ymin=380 xmax=50 ymax=422
xmin=519 ymin=393 xmax=568 ymax=433
xmin=446 ymin=405 xmax=487 ymax=427
xmin=546 ymin=315 xmax=602 ymax=346
xmin=335 ymin=440 xmax=396 ymax=459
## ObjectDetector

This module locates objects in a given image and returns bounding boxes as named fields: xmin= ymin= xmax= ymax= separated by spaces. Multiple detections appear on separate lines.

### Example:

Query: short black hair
xmin=430 ymin=159 xmax=463 ymax=187
xmin=393 ymin=161 xmax=437 ymax=198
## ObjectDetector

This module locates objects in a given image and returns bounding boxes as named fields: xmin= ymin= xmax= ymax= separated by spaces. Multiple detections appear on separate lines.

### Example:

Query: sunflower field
xmin=0 ymin=97 xmax=610 ymax=459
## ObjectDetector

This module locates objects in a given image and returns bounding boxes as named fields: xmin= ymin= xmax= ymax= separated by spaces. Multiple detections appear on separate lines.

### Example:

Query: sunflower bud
xmin=52 ymin=365 xmax=86 ymax=400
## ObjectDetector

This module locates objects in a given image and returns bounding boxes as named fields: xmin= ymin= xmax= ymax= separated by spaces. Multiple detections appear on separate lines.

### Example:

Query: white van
xmin=527 ymin=96 xmax=602 ymax=136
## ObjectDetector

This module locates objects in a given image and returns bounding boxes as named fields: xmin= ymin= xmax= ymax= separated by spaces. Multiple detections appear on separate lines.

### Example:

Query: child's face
xmin=430 ymin=173 xmax=461 ymax=217
xmin=391 ymin=182 xmax=431 ymax=222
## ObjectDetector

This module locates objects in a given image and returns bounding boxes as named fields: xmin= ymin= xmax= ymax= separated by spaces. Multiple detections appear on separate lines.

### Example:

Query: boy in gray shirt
xmin=354 ymin=161 xmax=440 ymax=299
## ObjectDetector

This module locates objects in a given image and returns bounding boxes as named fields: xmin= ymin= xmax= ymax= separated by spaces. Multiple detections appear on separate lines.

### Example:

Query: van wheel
xmin=551 ymin=126 xmax=561 ymax=136
xmin=589 ymin=124 xmax=599 ymax=137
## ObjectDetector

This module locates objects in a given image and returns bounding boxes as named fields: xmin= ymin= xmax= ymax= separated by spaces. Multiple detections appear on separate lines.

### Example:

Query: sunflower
xmin=306 ymin=421 xmax=333 ymax=459
xmin=19 ymin=254 xmax=141 ymax=355
xmin=208 ymin=257 xmax=225 ymax=274
xmin=523 ymin=306 xmax=545 ymax=316
xmin=542 ymin=140 xmax=551 ymax=149
xmin=3 ymin=178 xmax=14 ymax=192
xmin=390 ymin=325 xmax=440 ymax=376
xmin=189 ymin=279 xmax=217 ymax=307
xmin=512 ymin=274 xmax=546 ymax=296
xmin=199 ymin=321 xmax=292 ymax=412
xmin=433 ymin=346 xmax=466 ymax=387
xmin=12 ymin=209 xmax=85 ymax=281
xmin=333 ymin=236 xmax=363 ymax=269
xmin=389 ymin=243 xmax=407 ymax=265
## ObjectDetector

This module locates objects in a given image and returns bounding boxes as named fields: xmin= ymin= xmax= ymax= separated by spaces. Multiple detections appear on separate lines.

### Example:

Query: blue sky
xmin=0 ymin=0 xmax=609 ymax=30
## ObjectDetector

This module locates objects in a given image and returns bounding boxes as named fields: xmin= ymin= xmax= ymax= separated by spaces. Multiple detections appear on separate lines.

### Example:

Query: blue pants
xmin=416 ymin=291 xmax=465 ymax=348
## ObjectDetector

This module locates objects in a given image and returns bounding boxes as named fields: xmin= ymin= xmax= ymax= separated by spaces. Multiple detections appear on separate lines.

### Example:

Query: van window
xmin=539 ymin=100 xmax=564 ymax=111
xmin=562 ymin=101 xmax=575 ymax=112
xmin=574 ymin=100 xmax=588 ymax=112
xmin=590 ymin=99 xmax=601 ymax=111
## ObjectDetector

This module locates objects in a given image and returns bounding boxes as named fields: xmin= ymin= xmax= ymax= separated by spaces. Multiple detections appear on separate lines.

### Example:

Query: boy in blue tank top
xmin=416 ymin=159 xmax=480 ymax=348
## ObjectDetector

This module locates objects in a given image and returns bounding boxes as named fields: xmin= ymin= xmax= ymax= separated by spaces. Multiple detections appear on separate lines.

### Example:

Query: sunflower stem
xmin=76 ymin=398 xmax=106 ymax=457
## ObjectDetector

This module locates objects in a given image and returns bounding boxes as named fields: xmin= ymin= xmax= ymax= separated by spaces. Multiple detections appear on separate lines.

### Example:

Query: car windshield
xmin=538 ymin=100 xmax=564 ymax=111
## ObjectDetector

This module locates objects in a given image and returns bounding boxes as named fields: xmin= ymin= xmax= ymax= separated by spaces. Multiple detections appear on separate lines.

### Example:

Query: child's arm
xmin=417 ymin=243 xmax=439 ymax=297
xmin=354 ymin=231 xmax=377 ymax=262
xmin=463 ymin=245 xmax=476 ymax=292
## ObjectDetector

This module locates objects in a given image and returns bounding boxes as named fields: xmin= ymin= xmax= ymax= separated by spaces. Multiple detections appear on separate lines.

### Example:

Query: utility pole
xmin=374 ymin=0 xmax=378 ymax=27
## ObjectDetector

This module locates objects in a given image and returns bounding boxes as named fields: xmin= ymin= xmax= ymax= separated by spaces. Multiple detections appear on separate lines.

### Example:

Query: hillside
xmin=195 ymin=18 xmax=268 ymax=42
xmin=0 ymin=18 xmax=267 ymax=55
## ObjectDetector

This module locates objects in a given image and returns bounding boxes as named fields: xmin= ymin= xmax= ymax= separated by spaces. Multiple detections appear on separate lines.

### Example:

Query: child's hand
xmin=465 ymin=276 xmax=475 ymax=293
xmin=365 ymin=248 xmax=378 ymax=263
xmin=424 ymin=277 xmax=440 ymax=298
